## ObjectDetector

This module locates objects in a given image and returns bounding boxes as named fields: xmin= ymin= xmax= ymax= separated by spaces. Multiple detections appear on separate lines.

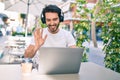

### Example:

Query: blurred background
xmin=0 ymin=0 xmax=120 ymax=73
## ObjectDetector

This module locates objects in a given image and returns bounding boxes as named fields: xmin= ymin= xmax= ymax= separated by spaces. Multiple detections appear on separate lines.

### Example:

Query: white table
xmin=0 ymin=62 xmax=120 ymax=80
xmin=22 ymin=62 xmax=120 ymax=80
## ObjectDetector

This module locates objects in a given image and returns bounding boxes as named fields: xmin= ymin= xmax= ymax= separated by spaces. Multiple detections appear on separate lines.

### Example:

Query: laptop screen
xmin=38 ymin=47 xmax=84 ymax=74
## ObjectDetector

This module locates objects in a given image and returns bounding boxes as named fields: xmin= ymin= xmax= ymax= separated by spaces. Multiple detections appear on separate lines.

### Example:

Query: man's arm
xmin=24 ymin=45 xmax=38 ymax=58
xmin=24 ymin=28 xmax=47 ymax=58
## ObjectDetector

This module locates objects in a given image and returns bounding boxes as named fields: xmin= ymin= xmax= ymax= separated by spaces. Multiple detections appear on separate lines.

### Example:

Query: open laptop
xmin=38 ymin=47 xmax=84 ymax=74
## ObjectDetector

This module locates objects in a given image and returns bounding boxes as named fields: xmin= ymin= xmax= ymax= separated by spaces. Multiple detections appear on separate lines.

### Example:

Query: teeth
xmin=51 ymin=26 xmax=55 ymax=28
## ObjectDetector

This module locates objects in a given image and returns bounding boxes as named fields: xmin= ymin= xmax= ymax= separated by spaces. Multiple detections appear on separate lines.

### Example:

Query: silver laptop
xmin=38 ymin=47 xmax=84 ymax=74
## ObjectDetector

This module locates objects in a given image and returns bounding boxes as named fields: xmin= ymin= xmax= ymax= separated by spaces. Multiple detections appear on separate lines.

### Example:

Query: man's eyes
xmin=46 ymin=18 xmax=58 ymax=21
xmin=53 ymin=18 xmax=58 ymax=21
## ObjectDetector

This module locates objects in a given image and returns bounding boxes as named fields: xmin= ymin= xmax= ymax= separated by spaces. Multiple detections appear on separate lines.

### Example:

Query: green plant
xmin=12 ymin=31 xmax=32 ymax=37
xmin=74 ymin=0 xmax=91 ymax=62
xmin=76 ymin=0 xmax=120 ymax=73
xmin=20 ymin=13 xmax=26 ymax=19
xmin=96 ymin=0 xmax=120 ymax=73
xmin=74 ymin=21 xmax=90 ymax=62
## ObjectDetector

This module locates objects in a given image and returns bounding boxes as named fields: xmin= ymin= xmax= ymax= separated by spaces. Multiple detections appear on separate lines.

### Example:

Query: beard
xmin=47 ymin=23 xmax=59 ymax=33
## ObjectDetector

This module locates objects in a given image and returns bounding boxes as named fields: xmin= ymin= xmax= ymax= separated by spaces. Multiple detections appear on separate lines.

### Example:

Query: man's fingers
xmin=34 ymin=28 xmax=40 ymax=44
xmin=34 ymin=28 xmax=39 ymax=36
xmin=40 ymin=28 xmax=43 ymax=38
xmin=34 ymin=28 xmax=41 ymax=38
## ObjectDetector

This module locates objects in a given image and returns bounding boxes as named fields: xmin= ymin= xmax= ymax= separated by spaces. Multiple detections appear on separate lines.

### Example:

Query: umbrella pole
xmin=25 ymin=0 xmax=30 ymax=37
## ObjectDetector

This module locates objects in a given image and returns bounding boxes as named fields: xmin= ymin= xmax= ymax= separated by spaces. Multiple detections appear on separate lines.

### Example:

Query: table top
xmin=79 ymin=62 xmax=120 ymax=80
xmin=0 ymin=62 xmax=120 ymax=80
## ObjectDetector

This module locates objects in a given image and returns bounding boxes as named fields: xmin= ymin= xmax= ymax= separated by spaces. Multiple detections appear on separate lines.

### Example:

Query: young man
xmin=24 ymin=5 xmax=76 ymax=58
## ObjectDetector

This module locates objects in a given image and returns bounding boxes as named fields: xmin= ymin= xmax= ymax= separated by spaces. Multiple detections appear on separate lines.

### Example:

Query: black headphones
xmin=41 ymin=5 xmax=64 ymax=24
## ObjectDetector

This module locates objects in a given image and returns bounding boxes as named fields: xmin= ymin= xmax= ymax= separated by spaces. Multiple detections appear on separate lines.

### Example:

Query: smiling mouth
xmin=48 ymin=27 xmax=59 ymax=33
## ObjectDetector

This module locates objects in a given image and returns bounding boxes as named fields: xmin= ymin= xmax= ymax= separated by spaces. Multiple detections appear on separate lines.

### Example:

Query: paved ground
xmin=83 ymin=41 xmax=105 ymax=66
xmin=0 ymin=36 xmax=105 ymax=67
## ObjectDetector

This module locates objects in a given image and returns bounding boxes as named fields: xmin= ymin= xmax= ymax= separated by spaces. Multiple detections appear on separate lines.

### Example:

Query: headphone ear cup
xmin=60 ymin=16 xmax=64 ymax=22
xmin=41 ymin=16 xmax=46 ymax=24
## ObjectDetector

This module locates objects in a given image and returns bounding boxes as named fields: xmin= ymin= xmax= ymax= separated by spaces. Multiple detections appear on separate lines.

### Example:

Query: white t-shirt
xmin=30 ymin=27 xmax=76 ymax=47
xmin=30 ymin=27 xmax=76 ymax=64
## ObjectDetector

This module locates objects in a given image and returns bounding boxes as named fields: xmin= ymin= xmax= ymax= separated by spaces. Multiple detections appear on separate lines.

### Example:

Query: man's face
xmin=45 ymin=12 xmax=60 ymax=33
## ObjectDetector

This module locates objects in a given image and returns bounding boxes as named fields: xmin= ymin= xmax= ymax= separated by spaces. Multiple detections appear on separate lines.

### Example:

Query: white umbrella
xmin=3 ymin=0 xmax=63 ymax=16
xmin=2 ymin=0 xmax=63 ymax=36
